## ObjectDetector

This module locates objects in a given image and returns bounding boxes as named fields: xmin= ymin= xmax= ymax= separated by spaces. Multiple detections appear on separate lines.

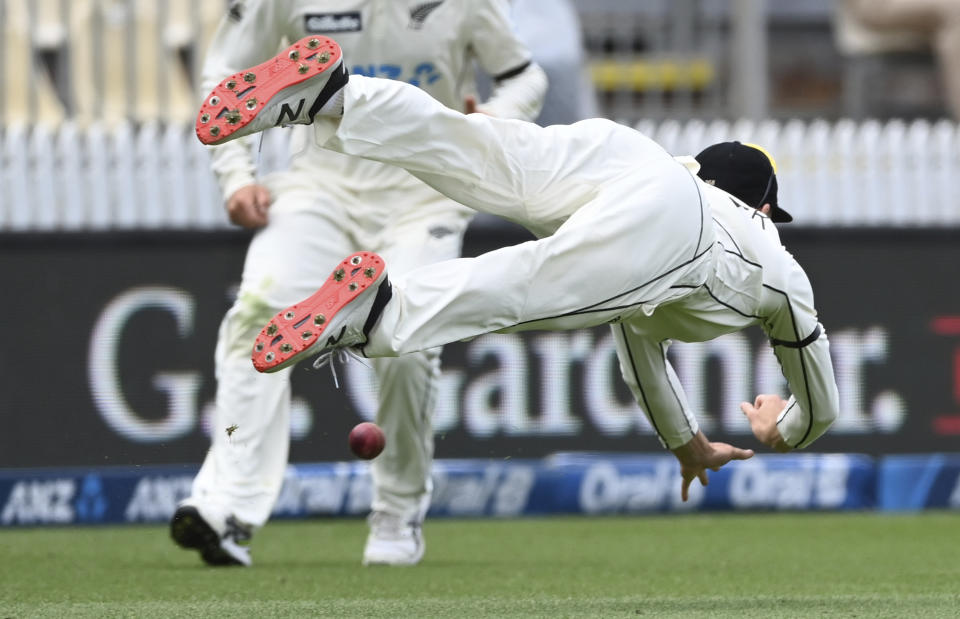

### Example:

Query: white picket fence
xmin=639 ymin=117 xmax=960 ymax=227
xmin=0 ymin=122 xmax=291 ymax=231
xmin=1 ymin=118 xmax=958 ymax=231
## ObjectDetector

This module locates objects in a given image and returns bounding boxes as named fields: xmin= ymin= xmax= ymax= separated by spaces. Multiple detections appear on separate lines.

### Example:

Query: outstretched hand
xmin=671 ymin=432 xmax=754 ymax=502
xmin=741 ymin=394 xmax=793 ymax=453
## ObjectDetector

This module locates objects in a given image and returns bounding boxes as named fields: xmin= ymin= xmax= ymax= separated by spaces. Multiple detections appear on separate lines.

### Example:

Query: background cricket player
xmin=171 ymin=1 xmax=547 ymax=567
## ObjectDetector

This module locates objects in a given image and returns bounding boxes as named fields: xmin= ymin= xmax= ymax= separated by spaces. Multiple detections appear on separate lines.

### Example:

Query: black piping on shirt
xmin=494 ymin=61 xmax=531 ymax=82
xmin=770 ymin=324 xmax=822 ymax=349
xmin=618 ymin=324 xmax=666 ymax=444
xmin=660 ymin=340 xmax=695 ymax=437
xmin=515 ymin=242 xmax=715 ymax=328
xmin=763 ymin=283 xmax=816 ymax=447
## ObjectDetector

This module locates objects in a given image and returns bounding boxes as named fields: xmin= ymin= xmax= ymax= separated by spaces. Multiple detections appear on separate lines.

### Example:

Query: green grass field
xmin=1 ymin=513 xmax=957 ymax=618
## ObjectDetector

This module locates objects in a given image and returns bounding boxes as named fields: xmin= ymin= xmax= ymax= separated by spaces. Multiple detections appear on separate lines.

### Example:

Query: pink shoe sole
xmin=196 ymin=35 xmax=342 ymax=145
xmin=251 ymin=252 xmax=386 ymax=373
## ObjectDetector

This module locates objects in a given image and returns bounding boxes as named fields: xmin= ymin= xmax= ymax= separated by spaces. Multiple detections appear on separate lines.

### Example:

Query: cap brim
xmin=770 ymin=205 xmax=793 ymax=223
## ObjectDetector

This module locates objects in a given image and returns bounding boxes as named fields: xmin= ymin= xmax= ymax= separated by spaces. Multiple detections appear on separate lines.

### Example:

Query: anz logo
xmin=351 ymin=63 xmax=441 ymax=88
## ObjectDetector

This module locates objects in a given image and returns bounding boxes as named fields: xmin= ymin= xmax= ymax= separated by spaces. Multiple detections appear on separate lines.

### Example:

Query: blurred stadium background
xmin=2 ymin=0 xmax=959 ymax=528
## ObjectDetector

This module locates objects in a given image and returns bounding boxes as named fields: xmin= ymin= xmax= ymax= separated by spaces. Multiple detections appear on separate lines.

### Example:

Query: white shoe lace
xmin=312 ymin=347 xmax=369 ymax=388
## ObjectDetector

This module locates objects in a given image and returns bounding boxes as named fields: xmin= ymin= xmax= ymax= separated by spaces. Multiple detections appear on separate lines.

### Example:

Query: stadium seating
xmin=1 ymin=0 xmax=957 ymax=230
xmin=1 ymin=0 xmax=67 ymax=127
xmin=67 ymin=0 xmax=222 ymax=127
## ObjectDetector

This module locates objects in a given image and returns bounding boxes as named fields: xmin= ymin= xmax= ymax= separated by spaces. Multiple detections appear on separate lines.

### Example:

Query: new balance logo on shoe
xmin=276 ymin=99 xmax=305 ymax=125
xmin=196 ymin=36 xmax=345 ymax=146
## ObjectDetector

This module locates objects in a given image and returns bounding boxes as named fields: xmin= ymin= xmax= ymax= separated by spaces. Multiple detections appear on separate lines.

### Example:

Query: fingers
xmin=229 ymin=201 xmax=265 ymax=228
xmin=463 ymin=95 xmax=478 ymax=114
xmin=253 ymin=186 xmax=271 ymax=225
xmin=715 ymin=442 xmax=755 ymax=463
xmin=680 ymin=468 xmax=710 ymax=503
xmin=227 ymin=185 xmax=271 ymax=228
xmin=255 ymin=186 xmax=271 ymax=207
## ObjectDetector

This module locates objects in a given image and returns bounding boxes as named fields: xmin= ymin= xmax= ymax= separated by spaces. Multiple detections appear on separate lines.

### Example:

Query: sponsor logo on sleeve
xmin=304 ymin=12 xmax=362 ymax=33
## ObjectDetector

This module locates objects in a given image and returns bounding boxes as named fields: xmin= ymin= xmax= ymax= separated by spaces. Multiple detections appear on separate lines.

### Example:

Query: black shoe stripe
xmin=307 ymin=64 xmax=349 ymax=121
xmin=362 ymin=278 xmax=392 ymax=339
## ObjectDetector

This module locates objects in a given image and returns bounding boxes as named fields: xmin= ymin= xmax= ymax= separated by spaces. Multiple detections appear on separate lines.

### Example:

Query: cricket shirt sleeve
xmin=612 ymin=325 xmax=700 ymax=450
xmin=466 ymin=0 xmax=547 ymax=121
xmin=200 ymin=0 xmax=292 ymax=200
xmin=759 ymin=253 xmax=840 ymax=449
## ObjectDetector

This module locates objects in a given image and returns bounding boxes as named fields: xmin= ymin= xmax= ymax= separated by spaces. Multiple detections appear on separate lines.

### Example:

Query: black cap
xmin=694 ymin=141 xmax=792 ymax=223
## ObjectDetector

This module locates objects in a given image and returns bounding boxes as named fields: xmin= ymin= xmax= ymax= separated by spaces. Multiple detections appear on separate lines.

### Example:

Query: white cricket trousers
xmin=315 ymin=75 xmax=716 ymax=356
xmin=189 ymin=148 xmax=470 ymax=529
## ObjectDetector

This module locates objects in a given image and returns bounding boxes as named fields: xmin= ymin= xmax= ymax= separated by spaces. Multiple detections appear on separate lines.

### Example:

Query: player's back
xmin=626 ymin=181 xmax=806 ymax=344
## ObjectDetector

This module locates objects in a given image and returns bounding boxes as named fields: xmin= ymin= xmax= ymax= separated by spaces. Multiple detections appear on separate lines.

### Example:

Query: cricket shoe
xmin=196 ymin=35 xmax=347 ymax=146
xmin=362 ymin=512 xmax=425 ymax=566
xmin=170 ymin=500 xmax=253 ymax=567
xmin=251 ymin=252 xmax=392 ymax=373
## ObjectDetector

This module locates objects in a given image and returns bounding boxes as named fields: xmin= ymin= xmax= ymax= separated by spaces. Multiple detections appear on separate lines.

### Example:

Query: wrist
xmin=671 ymin=431 xmax=710 ymax=462
xmin=771 ymin=434 xmax=793 ymax=453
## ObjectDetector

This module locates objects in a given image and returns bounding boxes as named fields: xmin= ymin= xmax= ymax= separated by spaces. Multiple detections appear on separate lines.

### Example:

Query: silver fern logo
xmin=409 ymin=1 xmax=444 ymax=29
